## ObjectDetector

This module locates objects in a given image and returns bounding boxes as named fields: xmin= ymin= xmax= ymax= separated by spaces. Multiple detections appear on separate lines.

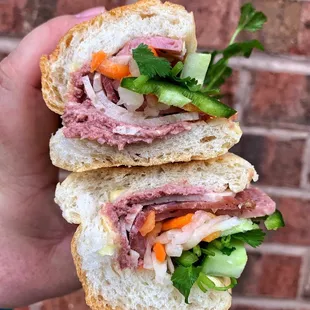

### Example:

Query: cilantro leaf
xmin=204 ymin=3 xmax=267 ymax=90
xmin=171 ymin=266 xmax=202 ymax=304
xmin=132 ymin=44 xmax=171 ymax=78
xmin=171 ymin=75 xmax=200 ymax=92
xmin=230 ymin=3 xmax=267 ymax=44
xmin=232 ymin=229 xmax=266 ymax=248
xmin=223 ymin=40 xmax=264 ymax=58
xmin=239 ymin=3 xmax=267 ymax=32
xmin=210 ymin=236 xmax=236 ymax=256
xmin=221 ymin=246 xmax=236 ymax=256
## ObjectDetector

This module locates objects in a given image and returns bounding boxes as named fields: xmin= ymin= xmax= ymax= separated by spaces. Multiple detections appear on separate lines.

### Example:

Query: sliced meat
xmin=151 ymin=188 xmax=275 ymax=220
xmin=69 ymin=64 xmax=91 ymax=103
xmin=117 ymin=36 xmax=183 ymax=56
xmin=217 ymin=187 xmax=276 ymax=218
xmin=62 ymin=101 xmax=191 ymax=150
xmin=129 ymin=211 xmax=151 ymax=264
xmin=108 ymin=183 xmax=207 ymax=217
xmin=101 ymin=75 xmax=119 ymax=103
xmin=102 ymin=184 xmax=275 ymax=269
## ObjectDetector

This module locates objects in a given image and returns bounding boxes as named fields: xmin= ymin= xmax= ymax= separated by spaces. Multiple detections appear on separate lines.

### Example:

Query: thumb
xmin=2 ymin=7 xmax=106 ymax=88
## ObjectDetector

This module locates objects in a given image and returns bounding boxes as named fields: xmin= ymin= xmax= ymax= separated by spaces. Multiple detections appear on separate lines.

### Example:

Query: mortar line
xmin=228 ymin=52 xmax=310 ymax=75
xmin=233 ymin=70 xmax=252 ymax=125
xmin=196 ymin=49 xmax=310 ymax=74
xmin=301 ymin=137 xmax=310 ymax=189
xmin=233 ymin=297 xmax=310 ymax=309
xmin=242 ymin=126 xmax=309 ymax=139
xmin=246 ymin=243 xmax=308 ymax=256
xmin=258 ymin=185 xmax=310 ymax=200
xmin=297 ymin=248 xmax=310 ymax=300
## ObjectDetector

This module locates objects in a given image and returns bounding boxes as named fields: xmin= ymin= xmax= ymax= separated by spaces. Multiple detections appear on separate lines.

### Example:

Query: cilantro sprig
xmin=232 ymin=229 xmax=266 ymax=248
xmin=171 ymin=266 xmax=202 ymax=303
xmin=132 ymin=43 xmax=171 ymax=78
xmin=205 ymin=3 xmax=267 ymax=90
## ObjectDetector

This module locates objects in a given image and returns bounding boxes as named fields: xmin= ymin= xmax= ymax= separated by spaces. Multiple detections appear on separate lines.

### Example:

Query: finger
xmin=4 ymin=7 xmax=106 ymax=88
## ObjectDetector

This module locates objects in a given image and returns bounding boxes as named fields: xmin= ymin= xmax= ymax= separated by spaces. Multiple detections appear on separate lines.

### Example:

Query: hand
xmin=0 ymin=7 xmax=105 ymax=308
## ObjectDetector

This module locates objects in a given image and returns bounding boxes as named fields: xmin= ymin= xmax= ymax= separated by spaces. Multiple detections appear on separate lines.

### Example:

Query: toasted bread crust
xmin=72 ymin=226 xmax=231 ymax=310
xmin=72 ymin=226 xmax=117 ymax=310
xmin=40 ymin=0 xmax=196 ymax=115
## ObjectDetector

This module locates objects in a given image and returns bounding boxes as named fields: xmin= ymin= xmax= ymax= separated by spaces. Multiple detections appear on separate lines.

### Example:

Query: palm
xmin=0 ymin=16 xmax=88 ymax=308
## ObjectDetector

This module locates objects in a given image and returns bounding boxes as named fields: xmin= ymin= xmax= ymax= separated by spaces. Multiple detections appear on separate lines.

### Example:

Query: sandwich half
xmin=41 ymin=0 xmax=241 ymax=172
xmin=55 ymin=153 xmax=284 ymax=310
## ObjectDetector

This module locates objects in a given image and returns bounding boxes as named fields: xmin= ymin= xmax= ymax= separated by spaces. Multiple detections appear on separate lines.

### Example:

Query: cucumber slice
xmin=264 ymin=210 xmax=285 ymax=230
xmin=221 ymin=219 xmax=259 ymax=237
xmin=181 ymin=53 xmax=211 ymax=86
xmin=202 ymin=240 xmax=247 ymax=279
xmin=158 ymin=87 xmax=191 ymax=107
xmin=121 ymin=77 xmax=236 ymax=118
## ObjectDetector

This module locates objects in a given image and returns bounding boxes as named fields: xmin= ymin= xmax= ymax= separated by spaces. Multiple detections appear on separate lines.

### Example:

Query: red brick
xmin=171 ymin=0 xmax=240 ymax=50
xmin=56 ymin=0 xmax=126 ymax=16
xmin=240 ymin=0 xmax=301 ymax=54
xmin=266 ymin=197 xmax=310 ymax=246
xmin=39 ymin=290 xmax=89 ymax=310
xmin=298 ymin=3 xmax=310 ymax=55
xmin=231 ymin=306 xmax=292 ymax=310
xmin=0 ymin=0 xmax=27 ymax=34
xmin=220 ymin=70 xmax=239 ymax=108
xmin=234 ymin=253 xmax=301 ymax=298
xmin=244 ymin=72 xmax=310 ymax=130
xmin=231 ymin=134 xmax=305 ymax=188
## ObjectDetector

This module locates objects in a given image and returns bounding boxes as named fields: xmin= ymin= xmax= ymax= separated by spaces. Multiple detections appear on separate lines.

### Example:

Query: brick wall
xmin=1 ymin=0 xmax=310 ymax=309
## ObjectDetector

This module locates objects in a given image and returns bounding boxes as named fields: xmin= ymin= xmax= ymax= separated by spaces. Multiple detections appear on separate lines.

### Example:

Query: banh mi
xmin=55 ymin=154 xmax=284 ymax=310
xmin=41 ymin=0 xmax=242 ymax=172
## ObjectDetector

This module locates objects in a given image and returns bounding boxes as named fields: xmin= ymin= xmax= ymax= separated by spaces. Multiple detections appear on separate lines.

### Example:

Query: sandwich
xmin=40 ymin=0 xmax=243 ymax=172
xmin=56 ymin=153 xmax=284 ymax=310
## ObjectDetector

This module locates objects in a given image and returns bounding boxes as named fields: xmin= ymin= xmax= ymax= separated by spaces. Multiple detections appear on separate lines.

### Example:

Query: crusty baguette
xmin=42 ymin=0 xmax=240 ymax=171
xmin=50 ymin=118 xmax=242 ymax=172
xmin=71 ymin=225 xmax=232 ymax=310
xmin=57 ymin=153 xmax=257 ymax=310
xmin=55 ymin=152 xmax=258 ymax=225
xmin=40 ymin=0 xmax=197 ymax=114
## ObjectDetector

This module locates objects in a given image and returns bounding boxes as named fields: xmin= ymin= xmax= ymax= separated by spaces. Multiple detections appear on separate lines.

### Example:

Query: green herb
xmin=201 ymin=248 xmax=215 ymax=256
xmin=193 ymin=245 xmax=202 ymax=257
xmin=197 ymin=273 xmax=237 ymax=292
xmin=211 ymin=236 xmax=236 ymax=256
xmin=221 ymin=246 xmax=236 ymax=256
xmin=132 ymin=43 xmax=171 ymax=78
xmin=171 ymin=75 xmax=200 ymax=92
xmin=171 ymin=266 xmax=202 ymax=304
xmin=232 ymin=229 xmax=266 ymax=248
xmin=171 ymin=61 xmax=184 ymax=77
xmin=121 ymin=77 xmax=236 ymax=118
xmin=175 ymin=251 xmax=199 ymax=267
xmin=231 ymin=2 xmax=267 ymax=43
xmin=223 ymin=40 xmax=264 ymax=58
xmin=205 ymin=3 xmax=267 ymax=90
xmin=264 ymin=210 xmax=285 ymax=230
xmin=205 ymin=59 xmax=233 ymax=90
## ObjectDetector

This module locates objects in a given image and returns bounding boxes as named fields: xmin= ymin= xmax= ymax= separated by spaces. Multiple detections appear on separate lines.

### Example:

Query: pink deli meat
xmin=101 ymin=184 xmax=275 ymax=269
xmin=62 ymin=100 xmax=191 ymax=150
xmin=117 ymin=36 xmax=183 ymax=56
xmin=63 ymin=35 xmax=192 ymax=150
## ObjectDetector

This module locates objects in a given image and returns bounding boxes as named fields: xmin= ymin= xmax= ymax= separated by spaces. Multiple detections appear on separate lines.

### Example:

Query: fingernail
xmin=75 ymin=7 xmax=106 ymax=19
